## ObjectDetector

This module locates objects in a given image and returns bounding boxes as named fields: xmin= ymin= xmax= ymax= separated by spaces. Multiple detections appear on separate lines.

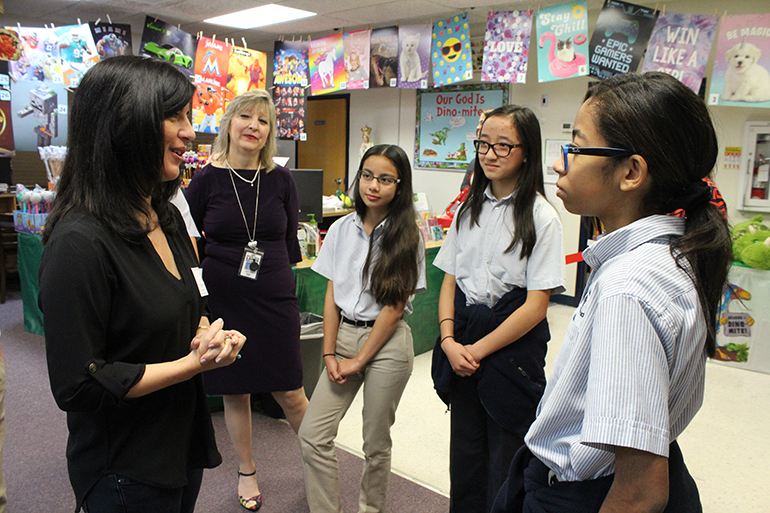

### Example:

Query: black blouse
xmin=39 ymin=210 xmax=221 ymax=510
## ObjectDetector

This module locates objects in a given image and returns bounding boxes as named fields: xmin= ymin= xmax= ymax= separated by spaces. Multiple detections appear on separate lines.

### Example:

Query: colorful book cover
xmin=482 ymin=10 xmax=533 ymax=84
xmin=89 ymin=22 xmax=132 ymax=60
xmin=0 ymin=64 xmax=13 ymax=155
xmin=589 ymin=0 xmax=658 ymax=80
xmin=309 ymin=33 xmax=344 ymax=96
xmin=11 ymin=80 xmax=68 ymax=150
xmin=0 ymin=28 xmax=22 ymax=61
xmin=344 ymin=29 xmax=371 ymax=90
xmin=432 ymin=13 xmax=473 ymax=87
xmin=227 ymin=46 xmax=267 ymax=97
xmin=273 ymin=40 xmax=309 ymax=87
xmin=53 ymin=25 xmax=98 ymax=88
xmin=708 ymin=14 xmax=770 ymax=108
xmin=370 ymin=26 xmax=399 ymax=88
xmin=8 ymin=27 xmax=61 ymax=83
xmin=398 ymin=25 xmax=431 ymax=89
xmin=536 ymin=1 xmax=589 ymax=83
xmin=191 ymin=37 xmax=230 ymax=134
xmin=140 ymin=16 xmax=196 ymax=79
xmin=273 ymin=85 xmax=306 ymax=140
xmin=640 ymin=12 xmax=718 ymax=94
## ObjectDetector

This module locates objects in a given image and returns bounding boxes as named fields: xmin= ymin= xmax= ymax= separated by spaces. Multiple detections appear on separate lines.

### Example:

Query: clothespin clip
xmin=154 ymin=17 xmax=158 ymax=23
xmin=212 ymin=34 xmax=216 ymax=41
xmin=242 ymin=37 xmax=247 ymax=49
xmin=292 ymin=35 xmax=295 ymax=41
xmin=660 ymin=4 xmax=666 ymax=16
xmin=44 ymin=24 xmax=48 ymax=29
xmin=107 ymin=14 xmax=112 ymax=24
xmin=77 ymin=18 xmax=81 ymax=26
xmin=177 ymin=24 xmax=180 ymax=31
xmin=95 ymin=18 xmax=101 ymax=26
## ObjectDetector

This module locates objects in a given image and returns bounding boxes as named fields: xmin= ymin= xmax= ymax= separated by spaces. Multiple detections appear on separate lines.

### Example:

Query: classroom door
xmin=297 ymin=95 xmax=349 ymax=196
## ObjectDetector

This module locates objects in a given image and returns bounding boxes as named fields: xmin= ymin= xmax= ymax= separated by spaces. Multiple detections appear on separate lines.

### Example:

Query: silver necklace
xmin=225 ymin=158 xmax=260 ymax=186
xmin=228 ymin=162 xmax=261 ymax=250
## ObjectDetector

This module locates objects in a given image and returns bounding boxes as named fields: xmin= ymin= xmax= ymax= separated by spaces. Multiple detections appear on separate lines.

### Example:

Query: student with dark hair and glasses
xmin=433 ymin=105 xmax=565 ymax=511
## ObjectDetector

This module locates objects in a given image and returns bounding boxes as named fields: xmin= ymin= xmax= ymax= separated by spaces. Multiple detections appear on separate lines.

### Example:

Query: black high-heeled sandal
xmin=237 ymin=470 xmax=263 ymax=511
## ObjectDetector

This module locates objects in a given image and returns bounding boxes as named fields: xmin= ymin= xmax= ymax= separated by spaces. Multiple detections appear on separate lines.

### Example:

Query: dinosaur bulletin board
xmin=713 ymin=265 xmax=770 ymax=375
xmin=415 ymin=83 xmax=507 ymax=170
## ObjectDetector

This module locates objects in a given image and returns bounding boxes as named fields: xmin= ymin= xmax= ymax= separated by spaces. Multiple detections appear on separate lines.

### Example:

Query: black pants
xmin=450 ymin=374 xmax=525 ymax=513
xmin=491 ymin=442 xmax=701 ymax=513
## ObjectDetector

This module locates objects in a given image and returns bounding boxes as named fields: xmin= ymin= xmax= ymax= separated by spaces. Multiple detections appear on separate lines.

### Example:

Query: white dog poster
xmin=708 ymin=14 xmax=770 ymax=108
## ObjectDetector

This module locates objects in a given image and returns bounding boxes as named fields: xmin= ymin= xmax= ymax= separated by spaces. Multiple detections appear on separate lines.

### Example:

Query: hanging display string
xmin=227 ymin=161 xmax=261 ymax=249
xmin=226 ymin=157 xmax=259 ymax=186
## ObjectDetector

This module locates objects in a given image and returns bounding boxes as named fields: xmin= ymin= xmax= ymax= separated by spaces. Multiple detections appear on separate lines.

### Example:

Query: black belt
xmin=341 ymin=316 xmax=376 ymax=328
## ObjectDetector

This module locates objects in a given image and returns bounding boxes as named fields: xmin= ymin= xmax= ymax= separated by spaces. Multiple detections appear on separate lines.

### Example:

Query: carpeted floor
xmin=0 ymin=288 xmax=448 ymax=512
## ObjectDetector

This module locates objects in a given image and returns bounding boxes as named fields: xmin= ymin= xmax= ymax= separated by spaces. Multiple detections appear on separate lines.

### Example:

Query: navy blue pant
xmin=82 ymin=468 xmax=203 ymax=513
xmin=491 ymin=442 xmax=701 ymax=513
xmin=450 ymin=374 xmax=525 ymax=513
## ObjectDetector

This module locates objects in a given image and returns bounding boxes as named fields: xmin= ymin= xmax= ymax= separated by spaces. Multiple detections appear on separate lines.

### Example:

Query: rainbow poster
xmin=309 ymin=33 xmax=344 ymax=96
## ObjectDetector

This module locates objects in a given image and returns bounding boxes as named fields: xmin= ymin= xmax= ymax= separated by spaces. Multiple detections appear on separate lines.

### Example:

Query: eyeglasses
xmin=359 ymin=170 xmax=401 ymax=186
xmin=473 ymin=139 xmax=523 ymax=158
xmin=560 ymin=144 xmax=633 ymax=172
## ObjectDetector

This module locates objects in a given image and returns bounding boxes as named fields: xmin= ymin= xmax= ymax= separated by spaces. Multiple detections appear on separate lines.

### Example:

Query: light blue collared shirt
xmin=433 ymin=187 xmax=565 ymax=307
xmin=525 ymin=215 xmax=706 ymax=481
xmin=312 ymin=212 xmax=426 ymax=321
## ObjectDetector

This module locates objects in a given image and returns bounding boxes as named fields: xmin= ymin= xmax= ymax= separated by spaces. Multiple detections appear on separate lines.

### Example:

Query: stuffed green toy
xmin=740 ymin=235 xmax=770 ymax=270
xmin=731 ymin=215 xmax=770 ymax=242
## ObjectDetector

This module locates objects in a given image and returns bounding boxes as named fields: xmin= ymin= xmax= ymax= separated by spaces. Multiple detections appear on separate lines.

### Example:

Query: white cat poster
xmin=398 ymin=25 xmax=431 ymax=89
xmin=344 ymin=29 xmax=370 ymax=90
xmin=708 ymin=14 xmax=770 ymax=108
xmin=482 ymin=10 xmax=533 ymax=84
xmin=535 ymin=1 xmax=589 ymax=83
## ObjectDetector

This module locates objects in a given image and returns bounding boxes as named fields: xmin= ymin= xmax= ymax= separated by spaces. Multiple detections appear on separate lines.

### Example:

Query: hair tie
xmin=664 ymin=180 xmax=711 ymax=215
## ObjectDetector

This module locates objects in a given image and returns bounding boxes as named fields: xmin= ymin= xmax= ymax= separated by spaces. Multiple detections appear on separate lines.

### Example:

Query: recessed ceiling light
xmin=204 ymin=4 xmax=316 ymax=29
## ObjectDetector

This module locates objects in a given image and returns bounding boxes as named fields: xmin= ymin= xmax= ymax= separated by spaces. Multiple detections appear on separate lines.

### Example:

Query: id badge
xmin=239 ymin=247 xmax=264 ymax=280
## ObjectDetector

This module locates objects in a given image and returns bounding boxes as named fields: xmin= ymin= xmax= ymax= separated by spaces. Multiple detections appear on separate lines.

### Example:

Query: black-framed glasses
xmin=473 ymin=139 xmax=524 ymax=158
xmin=561 ymin=144 xmax=633 ymax=172
xmin=359 ymin=170 xmax=401 ymax=186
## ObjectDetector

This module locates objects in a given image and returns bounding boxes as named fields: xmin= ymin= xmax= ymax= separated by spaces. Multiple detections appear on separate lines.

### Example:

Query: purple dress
xmin=185 ymin=163 xmax=303 ymax=394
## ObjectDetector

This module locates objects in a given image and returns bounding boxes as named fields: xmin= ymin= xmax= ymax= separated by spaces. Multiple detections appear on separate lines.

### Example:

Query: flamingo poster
xmin=481 ymin=10 xmax=533 ymax=84
xmin=344 ymin=29 xmax=370 ymax=90
xmin=640 ymin=12 xmax=718 ymax=94
xmin=588 ymin=0 xmax=658 ymax=80
xmin=536 ymin=1 xmax=589 ymax=83
xmin=309 ymin=33 xmax=344 ymax=96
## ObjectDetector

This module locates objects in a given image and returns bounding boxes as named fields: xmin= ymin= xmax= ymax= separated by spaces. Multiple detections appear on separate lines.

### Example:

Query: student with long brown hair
xmin=298 ymin=144 xmax=425 ymax=513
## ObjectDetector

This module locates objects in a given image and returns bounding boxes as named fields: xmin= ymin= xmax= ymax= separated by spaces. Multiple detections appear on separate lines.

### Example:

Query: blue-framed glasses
xmin=560 ymin=143 xmax=634 ymax=172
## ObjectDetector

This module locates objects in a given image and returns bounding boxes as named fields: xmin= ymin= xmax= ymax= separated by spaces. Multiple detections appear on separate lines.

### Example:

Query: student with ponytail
xmin=298 ymin=144 xmax=426 ymax=513
xmin=493 ymin=72 xmax=733 ymax=513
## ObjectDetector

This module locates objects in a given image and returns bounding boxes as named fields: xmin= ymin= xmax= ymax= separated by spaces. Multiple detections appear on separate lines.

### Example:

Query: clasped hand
xmin=190 ymin=318 xmax=245 ymax=370
xmin=325 ymin=356 xmax=364 ymax=385
xmin=442 ymin=338 xmax=480 ymax=377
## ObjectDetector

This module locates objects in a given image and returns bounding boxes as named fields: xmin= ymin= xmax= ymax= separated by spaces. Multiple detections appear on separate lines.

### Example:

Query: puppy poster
xmin=640 ymin=12 xmax=718 ymax=94
xmin=708 ymin=14 xmax=770 ymax=108
xmin=398 ymin=25 xmax=431 ymax=89
xmin=309 ymin=33 xmax=344 ymax=96
xmin=482 ymin=10 xmax=533 ymax=84
xmin=589 ymin=0 xmax=657 ymax=80
xmin=536 ymin=1 xmax=589 ymax=83
xmin=344 ymin=29 xmax=370 ymax=90
xmin=431 ymin=14 xmax=473 ymax=87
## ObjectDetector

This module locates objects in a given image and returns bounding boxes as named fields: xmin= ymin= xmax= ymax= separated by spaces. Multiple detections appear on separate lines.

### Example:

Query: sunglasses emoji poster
xmin=432 ymin=13 xmax=473 ymax=87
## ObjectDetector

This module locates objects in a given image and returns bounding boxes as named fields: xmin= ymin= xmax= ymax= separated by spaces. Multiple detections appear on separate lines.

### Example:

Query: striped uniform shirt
xmin=525 ymin=215 xmax=707 ymax=481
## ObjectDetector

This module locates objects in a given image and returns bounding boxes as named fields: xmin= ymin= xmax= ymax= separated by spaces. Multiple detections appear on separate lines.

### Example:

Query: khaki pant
xmin=299 ymin=320 xmax=414 ymax=513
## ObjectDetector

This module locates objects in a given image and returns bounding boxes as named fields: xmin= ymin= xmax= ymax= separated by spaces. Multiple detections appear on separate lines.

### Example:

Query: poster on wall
xmin=0 ymin=64 xmax=14 ymax=156
xmin=415 ymin=84 xmax=507 ymax=170
xmin=8 ymin=26 xmax=61 ymax=83
xmin=589 ymin=0 xmax=658 ymax=80
xmin=398 ymin=25 xmax=431 ymax=89
xmin=192 ymin=36 xmax=230 ymax=134
xmin=431 ymin=13 xmax=473 ymax=87
xmin=11 ymin=79 xmax=68 ymax=150
xmin=309 ymin=33 xmax=344 ymax=96
xmin=482 ymin=10 xmax=533 ymax=84
xmin=370 ymin=26 xmax=399 ymax=88
xmin=273 ymin=40 xmax=308 ymax=141
xmin=536 ymin=1 xmax=589 ymax=83
xmin=640 ymin=12 xmax=718 ymax=94
xmin=89 ymin=22 xmax=132 ymax=60
xmin=708 ymin=14 xmax=770 ymax=108
xmin=344 ymin=29 xmax=371 ymax=90
xmin=227 ymin=46 xmax=266 ymax=97
xmin=0 ymin=28 xmax=22 ymax=61
xmin=139 ymin=16 xmax=195 ymax=79
xmin=55 ymin=25 xmax=98 ymax=88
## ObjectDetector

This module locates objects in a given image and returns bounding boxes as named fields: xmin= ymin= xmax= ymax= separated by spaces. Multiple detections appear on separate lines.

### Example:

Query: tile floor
xmin=334 ymin=303 xmax=770 ymax=512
